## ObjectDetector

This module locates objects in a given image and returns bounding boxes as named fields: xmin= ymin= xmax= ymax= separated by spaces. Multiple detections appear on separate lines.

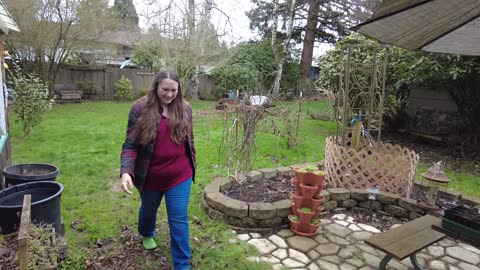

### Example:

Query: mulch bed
xmin=223 ymin=175 xmax=294 ymax=203
xmin=85 ymin=226 xmax=169 ymax=270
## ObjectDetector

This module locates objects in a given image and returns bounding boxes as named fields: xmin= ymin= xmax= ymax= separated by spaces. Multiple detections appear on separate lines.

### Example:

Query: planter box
xmin=442 ymin=217 xmax=480 ymax=243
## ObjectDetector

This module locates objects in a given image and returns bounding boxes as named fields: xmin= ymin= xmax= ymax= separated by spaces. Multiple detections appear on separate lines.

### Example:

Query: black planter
xmin=3 ymin=163 xmax=59 ymax=187
xmin=0 ymin=181 xmax=64 ymax=235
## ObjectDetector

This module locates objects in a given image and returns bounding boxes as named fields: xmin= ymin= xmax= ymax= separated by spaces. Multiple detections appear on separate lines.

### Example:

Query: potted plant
xmin=297 ymin=207 xmax=315 ymax=223
xmin=288 ymin=215 xmax=301 ymax=231
xmin=294 ymin=165 xmax=327 ymax=186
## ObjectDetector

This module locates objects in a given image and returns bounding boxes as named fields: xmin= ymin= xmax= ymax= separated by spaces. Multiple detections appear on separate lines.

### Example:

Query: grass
xmin=7 ymin=99 xmax=480 ymax=269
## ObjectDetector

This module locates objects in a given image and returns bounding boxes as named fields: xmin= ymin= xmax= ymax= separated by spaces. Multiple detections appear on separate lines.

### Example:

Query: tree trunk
xmin=300 ymin=0 xmax=320 ymax=79
xmin=272 ymin=0 xmax=297 ymax=97
xmin=188 ymin=0 xmax=195 ymax=37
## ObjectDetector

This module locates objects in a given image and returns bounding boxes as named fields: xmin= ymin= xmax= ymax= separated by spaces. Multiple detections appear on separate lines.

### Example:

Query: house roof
xmin=96 ymin=30 xmax=143 ymax=47
xmin=0 ymin=0 xmax=20 ymax=34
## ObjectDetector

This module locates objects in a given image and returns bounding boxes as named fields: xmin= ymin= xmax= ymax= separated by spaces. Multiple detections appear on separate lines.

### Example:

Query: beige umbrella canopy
xmin=351 ymin=0 xmax=480 ymax=55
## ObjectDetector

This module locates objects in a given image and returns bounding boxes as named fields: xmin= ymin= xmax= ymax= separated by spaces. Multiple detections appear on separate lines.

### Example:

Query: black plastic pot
xmin=3 ymin=164 xmax=59 ymax=187
xmin=0 ymin=181 xmax=64 ymax=235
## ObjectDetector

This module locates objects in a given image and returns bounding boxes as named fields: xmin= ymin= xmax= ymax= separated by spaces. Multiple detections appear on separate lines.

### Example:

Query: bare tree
xmin=271 ymin=0 xmax=297 ymax=97
xmin=5 ymin=0 xmax=115 ymax=94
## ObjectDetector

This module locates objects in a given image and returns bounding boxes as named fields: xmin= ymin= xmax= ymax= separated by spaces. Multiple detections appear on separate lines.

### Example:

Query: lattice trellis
xmin=325 ymin=137 xmax=419 ymax=197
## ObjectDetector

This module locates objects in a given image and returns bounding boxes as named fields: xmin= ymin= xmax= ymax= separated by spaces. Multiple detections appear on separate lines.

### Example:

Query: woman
xmin=120 ymin=69 xmax=196 ymax=270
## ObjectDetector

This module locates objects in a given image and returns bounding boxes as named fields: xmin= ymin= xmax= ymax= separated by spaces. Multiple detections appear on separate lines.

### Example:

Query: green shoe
xmin=142 ymin=237 xmax=157 ymax=250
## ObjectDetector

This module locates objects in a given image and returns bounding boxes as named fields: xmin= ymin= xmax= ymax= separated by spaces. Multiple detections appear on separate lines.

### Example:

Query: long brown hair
xmin=132 ymin=69 xmax=189 ymax=145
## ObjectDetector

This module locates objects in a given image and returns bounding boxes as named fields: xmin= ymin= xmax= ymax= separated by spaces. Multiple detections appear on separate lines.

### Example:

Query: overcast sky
xmin=108 ymin=0 xmax=332 ymax=56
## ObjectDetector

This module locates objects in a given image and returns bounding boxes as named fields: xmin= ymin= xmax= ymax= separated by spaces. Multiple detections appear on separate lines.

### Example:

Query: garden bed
xmin=202 ymin=162 xmax=480 ymax=233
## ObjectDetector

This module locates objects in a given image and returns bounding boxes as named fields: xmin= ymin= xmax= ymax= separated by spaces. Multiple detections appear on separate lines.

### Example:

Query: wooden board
xmin=18 ymin=195 xmax=31 ymax=270
xmin=365 ymin=215 xmax=446 ymax=260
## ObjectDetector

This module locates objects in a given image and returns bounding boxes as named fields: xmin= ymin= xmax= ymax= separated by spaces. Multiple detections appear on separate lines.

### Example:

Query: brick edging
xmin=201 ymin=161 xmax=480 ymax=232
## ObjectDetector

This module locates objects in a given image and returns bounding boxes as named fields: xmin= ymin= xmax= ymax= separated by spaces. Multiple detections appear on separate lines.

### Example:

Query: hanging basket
xmin=324 ymin=136 xmax=419 ymax=197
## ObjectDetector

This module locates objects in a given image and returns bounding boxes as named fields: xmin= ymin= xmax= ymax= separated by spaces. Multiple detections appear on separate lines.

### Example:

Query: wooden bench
xmin=365 ymin=215 xmax=446 ymax=270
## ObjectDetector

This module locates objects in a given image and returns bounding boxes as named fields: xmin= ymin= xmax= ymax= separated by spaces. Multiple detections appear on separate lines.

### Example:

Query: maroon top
xmin=144 ymin=115 xmax=193 ymax=191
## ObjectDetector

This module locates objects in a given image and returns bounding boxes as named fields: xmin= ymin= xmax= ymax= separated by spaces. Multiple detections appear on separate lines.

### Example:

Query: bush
xmin=75 ymin=81 xmax=102 ymax=99
xmin=13 ymin=73 xmax=51 ymax=135
xmin=114 ymin=76 xmax=134 ymax=101
xmin=211 ymin=63 xmax=260 ymax=98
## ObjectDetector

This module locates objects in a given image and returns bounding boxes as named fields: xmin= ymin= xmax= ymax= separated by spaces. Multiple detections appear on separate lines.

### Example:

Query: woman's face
xmin=156 ymin=78 xmax=179 ymax=106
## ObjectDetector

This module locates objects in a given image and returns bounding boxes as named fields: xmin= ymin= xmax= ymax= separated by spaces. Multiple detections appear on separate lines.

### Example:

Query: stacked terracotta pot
xmin=288 ymin=166 xmax=326 ymax=237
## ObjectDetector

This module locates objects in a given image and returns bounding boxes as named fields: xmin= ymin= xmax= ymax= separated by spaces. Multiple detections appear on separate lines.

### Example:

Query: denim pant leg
xmin=138 ymin=190 xmax=164 ymax=237
xmin=164 ymin=178 xmax=192 ymax=270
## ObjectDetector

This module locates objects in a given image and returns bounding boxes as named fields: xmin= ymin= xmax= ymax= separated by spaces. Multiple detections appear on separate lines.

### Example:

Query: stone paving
xmin=233 ymin=213 xmax=480 ymax=270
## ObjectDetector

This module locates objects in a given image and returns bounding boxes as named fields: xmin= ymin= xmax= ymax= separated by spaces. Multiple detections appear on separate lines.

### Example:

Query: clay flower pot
xmin=290 ymin=202 xmax=299 ymax=216
xmin=301 ymin=219 xmax=321 ymax=234
xmin=300 ymin=183 xmax=317 ymax=199
xmin=294 ymin=166 xmax=327 ymax=186
xmin=290 ymin=177 xmax=302 ymax=196
xmin=288 ymin=215 xmax=301 ymax=231
xmin=311 ymin=196 xmax=325 ymax=210
xmin=297 ymin=207 xmax=315 ymax=223
xmin=314 ymin=183 xmax=325 ymax=198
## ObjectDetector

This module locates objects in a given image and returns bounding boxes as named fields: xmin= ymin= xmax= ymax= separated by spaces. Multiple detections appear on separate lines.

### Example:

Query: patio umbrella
xmin=351 ymin=0 xmax=480 ymax=55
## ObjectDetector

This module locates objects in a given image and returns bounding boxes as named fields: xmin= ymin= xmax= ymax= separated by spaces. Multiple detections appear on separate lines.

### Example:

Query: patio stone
xmin=429 ymin=260 xmax=447 ymax=270
xmin=325 ymin=223 xmax=352 ymax=238
xmin=272 ymin=248 xmax=288 ymax=260
xmin=237 ymin=234 xmax=250 ymax=241
xmin=268 ymin=234 xmax=288 ymax=248
xmin=307 ymin=250 xmax=320 ymax=260
xmin=340 ymin=263 xmax=356 ymax=270
xmin=316 ymin=259 xmax=339 ymax=270
xmin=446 ymin=246 xmax=480 ymax=265
xmin=346 ymin=257 xmax=366 ymax=268
xmin=348 ymin=224 xmax=362 ymax=231
xmin=357 ymin=223 xmax=381 ymax=233
xmin=440 ymin=256 xmax=459 ymax=264
xmin=457 ymin=262 xmax=480 ymax=270
xmin=314 ymin=234 xmax=330 ymax=244
xmin=332 ymin=213 xmax=347 ymax=220
xmin=326 ymin=234 xmax=351 ymax=245
xmin=276 ymin=229 xmax=294 ymax=238
xmin=322 ymin=255 xmax=342 ymax=264
xmin=458 ymin=243 xmax=480 ymax=255
xmin=283 ymin=258 xmax=305 ymax=268
xmin=428 ymin=246 xmax=445 ymax=257
xmin=315 ymin=243 xmax=340 ymax=256
xmin=247 ymin=238 xmax=276 ymax=254
xmin=289 ymin=248 xmax=311 ymax=264
xmin=348 ymin=231 xmax=373 ymax=242
xmin=287 ymin=235 xmax=318 ymax=252
xmin=334 ymin=220 xmax=350 ymax=227
xmin=249 ymin=233 xmax=262 ymax=238
xmin=308 ymin=262 xmax=321 ymax=270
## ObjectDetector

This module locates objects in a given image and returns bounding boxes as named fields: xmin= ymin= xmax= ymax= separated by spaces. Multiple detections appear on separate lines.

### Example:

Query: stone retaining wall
xmin=201 ymin=162 xmax=480 ymax=233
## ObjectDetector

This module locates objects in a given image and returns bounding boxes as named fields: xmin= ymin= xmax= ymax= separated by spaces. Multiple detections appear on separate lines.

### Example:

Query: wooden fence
xmin=55 ymin=67 xmax=216 ymax=100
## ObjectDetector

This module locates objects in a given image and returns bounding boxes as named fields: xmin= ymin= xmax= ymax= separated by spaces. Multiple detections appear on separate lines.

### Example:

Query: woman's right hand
xmin=121 ymin=173 xmax=134 ymax=195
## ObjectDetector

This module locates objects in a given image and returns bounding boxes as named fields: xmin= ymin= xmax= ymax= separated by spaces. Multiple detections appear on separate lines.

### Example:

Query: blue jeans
xmin=139 ymin=178 xmax=192 ymax=270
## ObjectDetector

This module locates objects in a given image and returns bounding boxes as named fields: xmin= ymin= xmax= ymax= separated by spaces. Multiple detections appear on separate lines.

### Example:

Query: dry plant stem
xmin=220 ymin=104 xmax=267 ymax=189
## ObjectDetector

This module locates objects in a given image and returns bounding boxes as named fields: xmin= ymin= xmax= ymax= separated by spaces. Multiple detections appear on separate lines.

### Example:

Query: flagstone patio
xmin=233 ymin=213 xmax=480 ymax=270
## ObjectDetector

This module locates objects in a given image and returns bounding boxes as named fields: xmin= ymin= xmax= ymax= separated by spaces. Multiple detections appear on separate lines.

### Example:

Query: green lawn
xmin=7 ymin=100 xmax=479 ymax=269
